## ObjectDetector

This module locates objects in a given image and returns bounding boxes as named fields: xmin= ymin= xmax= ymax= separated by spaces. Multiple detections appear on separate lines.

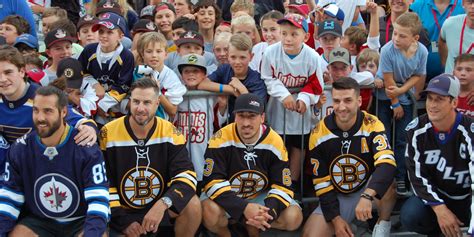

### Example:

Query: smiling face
xmin=154 ymin=9 xmax=176 ymax=34
xmin=33 ymin=94 xmax=66 ymax=138
xmin=46 ymin=41 xmax=73 ymax=66
xmin=332 ymin=88 xmax=361 ymax=128
xmin=228 ymin=45 xmax=251 ymax=76
xmin=0 ymin=60 xmax=25 ymax=101
xmin=426 ymin=93 xmax=457 ymax=124
xmin=180 ymin=65 xmax=206 ymax=89
xmin=142 ymin=42 xmax=167 ymax=71
xmin=97 ymin=27 xmax=123 ymax=52
xmin=196 ymin=6 xmax=216 ymax=31
xmin=130 ymin=87 xmax=160 ymax=126
xmin=261 ymin=19 xmax=281 ymax=45
xmin=174 ymin=0 xmax=192 ymax=17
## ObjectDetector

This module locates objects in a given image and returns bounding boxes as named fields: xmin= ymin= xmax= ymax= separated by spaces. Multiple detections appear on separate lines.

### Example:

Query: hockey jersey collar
xmin=234 ymin=123 xmax=270 ymax=150
xmin=431 ymin=111 xmax=463 ymax=145
xmin=1 ymin=82 xmax=38 ymax=109
xmin=35 ymin=124 xmax=73 ymax=150
xmin=124 ymin=115 xmax=158 ymax=146
xmin=325 ymin=110 xmax=364 ymax=138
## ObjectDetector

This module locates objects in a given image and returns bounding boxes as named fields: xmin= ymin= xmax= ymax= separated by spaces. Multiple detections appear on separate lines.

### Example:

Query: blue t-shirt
xmin=0 ymin=0 xmax=37 ymax=37
xmin=208 ymin=64 xmax=267 ymax=117
xmin=376 ymin=41 xmax=428 ymax=105
xmin=410 ymin=0 xmax=464 ymax=79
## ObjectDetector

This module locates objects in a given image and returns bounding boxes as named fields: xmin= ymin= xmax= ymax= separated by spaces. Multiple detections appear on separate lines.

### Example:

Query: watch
xmin=160 ymin=197 xmax=172 ymax=209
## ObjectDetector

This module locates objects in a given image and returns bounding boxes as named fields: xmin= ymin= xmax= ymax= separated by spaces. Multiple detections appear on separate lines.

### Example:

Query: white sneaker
xmin=372 ymin=220 xmax=391 ymax=237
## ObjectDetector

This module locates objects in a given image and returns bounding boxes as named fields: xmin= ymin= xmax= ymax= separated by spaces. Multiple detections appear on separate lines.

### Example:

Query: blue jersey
xmin=0 ymin=125 xmax=109 ymax=236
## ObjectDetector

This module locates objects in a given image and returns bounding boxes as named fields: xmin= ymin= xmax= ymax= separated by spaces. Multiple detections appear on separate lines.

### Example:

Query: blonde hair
xmin=43 ymin=7 xmax=68 ymax=19
xmin=357 ymin=48 xmax=380 ymax=69
xmin=230 ymin=0 xmax=255 ymax=17
xmin=394 ymin=12 xmax=422 ymax=36
xmin=229 ymin=33 xmax=252 ymax=53
xmin=231 ymin=15 xmax=261 ymax=44
xmin=136 ymin=32 xmax=167 ymax=65
xmin=214 ymin=31 xmax=232 ymax=45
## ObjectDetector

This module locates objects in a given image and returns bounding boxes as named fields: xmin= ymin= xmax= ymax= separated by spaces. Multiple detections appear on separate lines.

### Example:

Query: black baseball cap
xmin=318 ymin=19 xmax=342 ymax=37
xmin=45 ymin=28 xmax=76 ymax=49
xmin=77 ymin=14 xmax=99 ymax=30
xmin=233 ymin=93 xmax=264 ymax=114
xmin=57 ymin=58 xmax=83 ymax=89
xmin=176 ymin=31 xmax=204 ymax=48
xmin=132 ymin=19 xmax=157 ymax=33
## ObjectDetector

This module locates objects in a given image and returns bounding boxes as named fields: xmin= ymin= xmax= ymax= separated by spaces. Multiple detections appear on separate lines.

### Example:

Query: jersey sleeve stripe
xmin=374 ymin=150 xmax=394 ymax=160
xmin=270 ymin=184 xmax=293 ymax=197
xmin=109 ymin=187 xmax=118 ymax=194
xmin=210 ymin=186 xmax=231 ymax=200
xmin=374 ymin=159 xmax=397 ymax=167
xmin=315 ymin=186 xmax=334 ymax=197
xmin=110 ymin=194 xmax=120 ymax=202
xmin=174 ymin=171 xmax=198 ymax=186
xmin=314 ymin=181 xmax=332 ymax=191
xmin=84 ymin=188 xmax=109 ymax=201
xmin=267 ymin=188 xmax=293 ymax=204
xmin=110 ymin=201 xmax=121 ymax=208
xmin=87 ymin=202 xmax=109 ymax=219
xmin=205 ymin=180 xmax=230 ymax=196
xmin=0 ymin=188 xmax=25 ymax=205
xmin=313 ymin=176 xmax=331 ymax=184
xmin=168 ymin=177 xmax=197 ymax=191
xmin=0 ymin=202 xmax=20 ymax=220
xmin=267 ymin=194 xmax=290 ymax=207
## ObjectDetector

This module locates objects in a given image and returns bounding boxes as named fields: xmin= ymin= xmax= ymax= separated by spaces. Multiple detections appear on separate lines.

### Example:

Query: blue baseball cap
xmin=277 ymin=13 xmax=309 ymax=33
xmin=423 ymin=74 xmax=460 ymax=98
xmin=323 ymin=4 xmax=345 ymax=22
xmin=92 ymin=12 xmax=127 ymax=34
xmin=14 ymin=34 xmax=39 ymax=50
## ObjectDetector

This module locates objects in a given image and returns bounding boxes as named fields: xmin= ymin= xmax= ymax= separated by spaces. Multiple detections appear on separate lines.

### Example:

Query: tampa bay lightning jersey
xmin=0 ymin=125 xmax=109 ymax=236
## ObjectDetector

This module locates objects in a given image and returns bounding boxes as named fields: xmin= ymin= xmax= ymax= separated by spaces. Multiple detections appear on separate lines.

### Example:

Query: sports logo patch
xmin=55 ymin=29 xmax=66 ymax=39
xmin=406 ymin=118 xmax=419 ymax=131
xmin=64 ymin=68 xmax=74 ymax=78
xmin=330 ymin=154 xmax=368 ymax=193
xmin=34 ymin=173 xmax=80 ymax=218
xmin=230 ymin=170 xmax=268 ymax=199
xmin=0 ymin=135 xmax=9 ymax=149
xmin=187 ymin=55 xmax=198 ymax=64
xmin=120 ymin=166 xmax=164 ymax=209
xmin=146 ymin=22 xmax=156 ymax=31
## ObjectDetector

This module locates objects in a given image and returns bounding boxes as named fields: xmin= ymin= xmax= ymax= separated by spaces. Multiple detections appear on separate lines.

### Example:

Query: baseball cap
xmin=26 ymin=68 xmax=47 ymax=84
xmin=77 ymin=14 xmax=99 ymax=30
xmin=132 ymin=19 xmax=157 ymax=34
xmin=288 ymin=4 xmax=310 ymax=16
xmin=45 ymin=28 xmax=76 ymax=49
xmin=14 ymin=34 xmax=39 ymax=50
xmin=140 ymin=5 xmax=156 ymax=19
xmin=422 ymin=74 xmax=460 ymax=98
xmin=176 ymin=31 xmax=204 ymax=48
xmin=178 ymin=54 xmax=207 ymax=74
xmin=323 ymin=4 xmax=345 ymax=22
xmin=92 ymin=12 xmax=127 ymax=34
xmin=318 ymin=19 xmax=342 ymax=37
xmin=96 ymin=0 xmax=122 ymax=16
xmin=328 ymin=47 xmax=350 ymax=66
xmin=57 ymin=58 xmax=83 ymax=89
xmin=277 ymin=13 xmax=309 ymax=33
xmin=233 ymin=93 xmax=265 ymax=114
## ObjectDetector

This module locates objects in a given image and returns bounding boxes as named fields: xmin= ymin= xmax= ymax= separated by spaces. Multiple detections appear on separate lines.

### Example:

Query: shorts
xmin=18 ymin=215 xmax=85 ymax=237
xmin=312 ymin=187 xmax=365 ymax=223
xmin=280 ymin=134 xmax=310 ymax=150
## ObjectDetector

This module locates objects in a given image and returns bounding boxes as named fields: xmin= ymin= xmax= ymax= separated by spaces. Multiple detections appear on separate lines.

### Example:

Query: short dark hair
xmin=0 ymin=15 xmax=30 ymax=36
xmin=35 ymin=86 xmax=69 ymax=110
xmin=332 ymin=77 xmax=360 ymax=96
xmin=130 ymin=77 xmax=160 ymax=96
xmin=454 ymin=53 xmax=474 ymax=66
xmin=172 ymin=17 xmax=198 ymax=31
xmin=193 ymin=0 xmax=222 ymax=28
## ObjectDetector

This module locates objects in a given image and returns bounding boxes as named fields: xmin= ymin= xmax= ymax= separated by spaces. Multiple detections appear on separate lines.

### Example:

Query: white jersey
xmin=260 ymin=42 xmax=324 ymax=135
xmin=156 ymin=66 xmax=187 ymax=120
xmin=174 ymin=95 xmax=227 ymax=180
xmin=250 ymin=42 xmax=269 ymax=72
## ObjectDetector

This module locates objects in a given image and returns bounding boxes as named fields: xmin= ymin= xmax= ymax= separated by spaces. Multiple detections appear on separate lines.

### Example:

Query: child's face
xmin=174 ymin=0 xmax=192 ymax=17
xmin=261 ymin=19 xmax=281 ymax=45
xmin=232 ymin=24 xmax=256 ymax=45
xmin=392 ymin=24 xmax=418 ymax=50
xmin=178 ymin=42 xmax=203 ymax=56
xmin=319 ymin=34 xmax=341 ymax=54
xmin=0 ymin=61 xmax=25 ymax=99
xmin=0 ymin=23 xmax=19 ymax=45
xmin=46 ymin=41 xmax=72 ymax=65
xmin=154 ymin=9 xmax=176 ymax=34
xmin=142 ymin=42 xmax=167 ymax=71
xmin=172 ymin=28 xmax=186 ymax=42
xmin=454 ymin=61 xmax=474 ymax=87
xmin=327 ymin=62 xmax=352 ymax=81
xmin=196 ymin=6 xmax=216 ymax=31
xmin=181 ymin=66 xmax=206 ymax=88
xmin=215 ymin=25 xmax=231 ymax=37
xmin=78 ymin=24 xmax=99 ymax=47
xmin=98 ymin=27 xmax=123 ymax=51
xmin=359 ymin=60 xmax=378 ymax=77
xmin=42 ymin=15 xmax=59 ymax=35
xmin=213 ymin=41 xmax=229 ymax=65
xmin=228 ymin=45 xmax=251 ymax=76
xmin=280 ymin=24 xmax=308 ymax=55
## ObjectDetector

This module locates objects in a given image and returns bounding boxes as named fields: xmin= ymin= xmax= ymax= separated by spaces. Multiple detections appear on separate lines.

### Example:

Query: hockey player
xmin=0 ymin=86 xmax=109 ymax=236
xmin=303 ymin=77 xmax=397 ymax=237
xmin=202 ymin=93 xmax=303 ymax=237
xmin=100 ymin=78 xmax=201 ymax=236
xmin=401 ymin=74 xmax=474 ymax=237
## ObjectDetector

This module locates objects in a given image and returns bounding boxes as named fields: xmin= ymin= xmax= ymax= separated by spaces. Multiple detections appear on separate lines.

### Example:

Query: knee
xmin=400 ymin=197 xmax=423 ymax=229
xmin=279 ymin=206 xmax=303 ymax=231
xmin=182 ymin=196 xmax=201 ymax=220
xmin=201 ymin=199 xmax=225 ymax=227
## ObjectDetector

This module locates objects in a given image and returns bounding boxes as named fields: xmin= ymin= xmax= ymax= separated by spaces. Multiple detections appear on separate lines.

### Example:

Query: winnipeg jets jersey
xmin=0 ymin=126 xmax=109 ymax=236
xmin=405 ymin=113 xmax=474 ymax=234
xmin=260 ymin=42 xmax=324 ymax=134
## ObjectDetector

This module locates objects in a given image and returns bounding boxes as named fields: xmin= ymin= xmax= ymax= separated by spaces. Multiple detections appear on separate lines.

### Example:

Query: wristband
xmin=390 ymin=102 xmax=400 ymax=110
xmin=219 ymin=84 xmax=223 ymax=93
xmin=360 ymin=193 xmax=374 ymax=201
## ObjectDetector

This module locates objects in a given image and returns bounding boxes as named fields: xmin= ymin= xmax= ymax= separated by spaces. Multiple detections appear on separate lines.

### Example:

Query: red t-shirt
xmin=457 ymin=96 xmax=474 ymax=117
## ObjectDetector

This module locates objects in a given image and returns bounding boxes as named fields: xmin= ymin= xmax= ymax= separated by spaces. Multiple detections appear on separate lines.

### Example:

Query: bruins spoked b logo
xmin=330 ymin=154 xmax=368 ymax=193
xmin=120 ymin=166 xmax=164 ymax=208
xmin=230 ymin=170 xmax=268 ymax=199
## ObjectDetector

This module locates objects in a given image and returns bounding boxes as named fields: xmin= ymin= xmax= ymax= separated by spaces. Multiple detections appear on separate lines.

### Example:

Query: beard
xmin=132 ymin=112 xmax=154 ymax=126
xmin=34 ymin=117 xmax=62 ymax=138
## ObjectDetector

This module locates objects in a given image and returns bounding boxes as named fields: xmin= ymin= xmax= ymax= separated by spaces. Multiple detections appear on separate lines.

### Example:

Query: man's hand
xmin=432 ymin=205 xmax=464 ymax=237
xmin=392 ymin=106 xmax=404 ymax=120
xmin=142 ymin=200 xmax=168 ymax=233
xmin=244 ymin=203 xmax=273 ymax=231
xmin=123 ymin=222 xmax=146 ymax=237
xmin=355 ymin=196 xmax=373 ymax=221
xmin=385 ymin=85 xmax=403 ymax=99
xmin=74 ymin=124 xmax=97 ymax=146
xmin=296 ymin=100 xmax=307 ymax=114
xmin=282 ymin=95 xmax=296 ymax=111
xmin=331 ymin=216 xmax=354 ymax=237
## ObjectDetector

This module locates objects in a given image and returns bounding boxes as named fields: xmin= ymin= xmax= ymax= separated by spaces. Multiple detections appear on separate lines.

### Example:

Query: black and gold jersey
xmin=99 ymin=116 xmax=197 ymax=232
xmin=308 ymin=110 xmax=396 ymax=222
xmin=202 ymin=123 xmax=294 ymax=221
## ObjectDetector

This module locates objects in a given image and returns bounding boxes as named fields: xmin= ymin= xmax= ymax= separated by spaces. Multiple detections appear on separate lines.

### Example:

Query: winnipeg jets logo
xmin=34 ymin=174 xmax=80 ymax=218
xmin=0 ymin=135 xmax=9 ymax=149
xmin=55 ymin=29 xmax=66 ymax=39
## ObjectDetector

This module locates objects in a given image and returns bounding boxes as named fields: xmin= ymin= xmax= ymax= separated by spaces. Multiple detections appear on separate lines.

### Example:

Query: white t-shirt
xmin=441 ymin=14 xmax=474 ymax=73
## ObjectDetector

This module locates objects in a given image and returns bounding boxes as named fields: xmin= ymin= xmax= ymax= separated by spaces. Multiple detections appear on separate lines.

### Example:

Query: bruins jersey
xmin=309 ymin=111 xmax=396 ymax=222
xmin=99 ymin=116 xmax=197 ymax=232
xmin=202 ymin=123 xmax=294 ymax=221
